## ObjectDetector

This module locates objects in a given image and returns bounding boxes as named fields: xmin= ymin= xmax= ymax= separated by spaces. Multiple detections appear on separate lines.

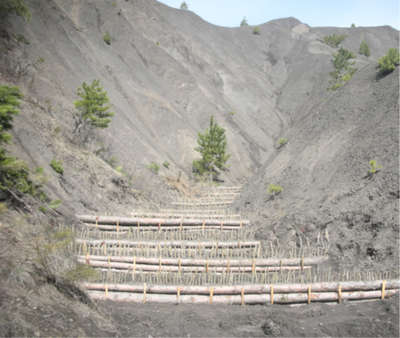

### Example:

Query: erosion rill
xmin=73 ymin=186 xmax=399 ymax=305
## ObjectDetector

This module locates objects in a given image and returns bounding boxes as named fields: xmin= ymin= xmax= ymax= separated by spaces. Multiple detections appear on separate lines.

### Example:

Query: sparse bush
xmin=180 ymin=1 xmax=188 ymax=10
xmin=268 ymin=183 xmax=282 ymax=194
xmin=50 ymin=159 xmax=64 ymax=174
xmin=37 ymin=57 xmax=44 ymax=63
xmin=253 ymin=26 xmax=260 ymax=35
xmin=351 ymin=23 xmax=355 ymax=28
xmin=229 ymin=111 xmax=235 ymax=115
xmin=117 ymin=10 xmax=122 ymax=15
xmin=377 ymin=48 xmax=399 ymax=73
xmin=359 ymin=41 xmax=371 ymax=57
xmin=163 ymin=160 xmax=170 ymax=168
xmin=53 ymin=126 xmax=62 ymax=136
xmin=240 ymin=16 xmax=248 ymax=26
xmin=103 ymin=31 xmax=111 ymax=45
xmin=38 ymin=206 xmax=47 ymax=213
xmin=323 ymin=34 xmax=348 ymax=48
xmin=107 ymin=156 xmax=118 ymax=168
xmin=156 ymin=41 xmax=159 ymax=46
xmin=0 ymin=0 xmax=31 ymax=22
xmin=368 ymin=160 xmax=382 ymax=174
xmin=49 ymin=199 xmax=62 ymax=210
xmin=146 ymin=161 xmax=160 ymax=174
xmin=13 ymin=33 xmax=29 ymax=44
xmin=278 ymin=138 xmax=287 ymax=147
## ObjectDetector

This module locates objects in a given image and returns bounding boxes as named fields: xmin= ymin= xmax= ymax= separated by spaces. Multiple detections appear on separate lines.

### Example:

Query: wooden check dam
xmin=69 ymin=186 xmax=398 ymax=305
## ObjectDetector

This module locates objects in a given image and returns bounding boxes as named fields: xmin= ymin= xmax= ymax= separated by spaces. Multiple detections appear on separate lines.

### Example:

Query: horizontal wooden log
xmin=84 ymin=224 xmax=243 ymax=231
xmin=217 ymin=187 xmax=242 ymax=190
xmin=76 ymin=239 xmax=260 ymax=248
xmin=209 ymin=193 xmax=240 ymax=196
xmin=171 ymin=201 xmax=233 ymax=206
xmin=78 ymin=259 xmax=311 ymax=272
xmin=77 ymin=255 xmax=327 ymax=267
xmin=77 ymin=215 xmax=248 ymax=226
xmin=129 ymin=212 xmax=242 ymax=219
xmin=87 ymin=289 xmax=398 ymax=304
xmin=83 ymin=280 xmax=400 ymax=295
xmin=160 ymin=209 xmax=227 ymax=214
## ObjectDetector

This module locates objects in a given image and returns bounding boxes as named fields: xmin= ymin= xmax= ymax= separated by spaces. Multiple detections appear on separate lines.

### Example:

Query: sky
xmin=157 ymin=0 xmax=400 ymax=30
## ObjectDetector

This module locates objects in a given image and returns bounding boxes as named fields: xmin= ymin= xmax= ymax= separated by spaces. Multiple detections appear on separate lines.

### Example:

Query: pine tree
xmin=193 ymin=115 xmax=230 ymax=178
xmin=240 ymin=16 xmax=249 ymax=27
xmin=327 ymin=47 xmax=357 ymax=91
xmin=0 ymin=85 xmax=23 ymax=146
xmin=180 ymin=1 xmax=188 ymax=10
xmin=73 ymin=79 xmax=114 ymax=138
xmin=359 ymin=41 xmax=371 ymax=57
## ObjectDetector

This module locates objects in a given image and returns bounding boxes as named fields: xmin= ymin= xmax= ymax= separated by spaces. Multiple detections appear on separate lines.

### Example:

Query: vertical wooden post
xmin=206 ymin=260 xmax=209 ymax=274
xmin=108 ymin=255 xmax=111 ymax=268
xmin=159 ymin=256 xmax=162 ymax=274
xmin=241 ymin=287 xmax=245 ymax=306
xmin=308 ymin=286 xmax=311 ymax=304
xmin=382 ymin=280 xmax=386 ymax=299
xmin=209 ymin=287 xmax=214 ymax=304
xmin=143 ymin=283 xmax=146 ymax=303
xmin=105 ymin=284 xmax=108 ymax=299
xmin=338 ymin=285 xmax=342 ymax=303
xmin=227 ymin=259 xmax=230 ymax=274
xmin=270 ymin=285 xmax=274 ymax=304
xmin=301 ymin=256 xmax=304 ymax=271
xmin=179 ymin=258 xmax=182 ymax=274
xmin=117 ymin=220 xmax=119 ymax=233
xmin=177 ymin=287 xmax=181 ymax=303
xmin=180 ymin=220 xmax=183 ymax=231
xmin=95 ymin=218 xmax=98 ymax=229
xmin=133 ymin=256 xmax=136 ymax=275
xmin=252 ymin=258 xmax=256 ymax=275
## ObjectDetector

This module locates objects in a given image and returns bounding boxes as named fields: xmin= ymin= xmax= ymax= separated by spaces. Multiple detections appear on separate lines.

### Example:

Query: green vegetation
xmin=49 ymin=199 xmax=62 ymax=210
xmin=14 ymin=33 xmax=29 ymax=44
xmin=359 ymin=41 xmax=371 ymax=57
xmin=117 ymin=9 xmax=122 ymax=15
xmin=327 ymin=47 xmax=357 ymax=91
xmin=323 ymin=34 xmax=348 ymax=48
xmin=253 ymin=26 xmax=260 ymax=35
xmin=193 ymin=115 xmax=230 ymax=179
xmin=50 ymin=159 xmax=64 ymax=174
xmin=229 ymin=111 xmax=235 ymax=116
xmin=73 ymin=79 xmax=114 ymax=139
xmin=240 ymin=16 xmax=248 ymax=26
xmin=268 ymin=183 xmax=282 ymax=194
xmin=0 ymin=86 xmax=45 ymax=201
xmin=368 ymin=160 xmax=382 ymax=174
xmin=107 ymin=155 xmax=118 ymax=168
xmin=103 ymin=31 xmax=111 ymax=45
xmin=278 ymin=138 xmax=287 ymax=147
xmin=351 ymin=23 xmax=355 ymax=28
xmin=0 ymin=0 xmax=31 ymax=22
xmin=180 ymin=1 xmax=188 ymax=10
xmin=377 ymin=48 xmax=399 ymax=73
xmin=163 ymin=160 xmax=170 ymax=168
xmin=146 ymin=161 xmax=160 ymax=174
xmin=38 ymin=206 xmax=47 ymax=213
xmin=156 ymin=41 xmax=159 ymax=46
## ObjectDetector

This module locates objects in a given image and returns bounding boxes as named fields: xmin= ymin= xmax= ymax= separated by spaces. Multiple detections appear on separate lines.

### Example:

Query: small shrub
xmin=268 ymin=183 xmax=282 ymax=194
xmin=180 ymin=1 xmax=188 ymax=10
xmin=117 ymin=10 xmax=122 ymax=15
xmin=359 ymin=41 xmax=371 ymax=57
xmin=229 ymin=111 xmax=235 ymax=115
xmin=163 ymin=160 xmax=170 ymax=168
xmin=253 ymin=27 xmax=260 ymax=35
xmin=323 ymin=34 xmax=348 ymax=48
xmin=115 ymin=166 xmax=123 ymax=173
xmin=112 ymin=2 xmax=116 ymax=6
xmin=146 ymin=161 xmax=160 ymax=174
xmin=53 ymin=126 xmax=62 ymax=136
xmin=377 ymin=48 xmax=399 ymax=73
xmin=50 ymin=159 xmax=64 ymax=174
xmin=156 ymin=41 xmax=159 ymax=46
xmin=278 ymin=138 xmax=287 ymax=147
xmin=103 ymin=31 xmax=111 ymax=45
xmin=37 ymin=57 xmax=45 ymax=63
xmin=368 ymin=160 xmax=382 ymax=174
xmin=351 ymin=23 xmax=355 ymax=28
xmin=14 ymin=33 xmax=29 ymax=44
xmin=107 ymin=156 xmax=118 ymax=168
xmin=49 ymin=199 xmax=62 ymax=210
xmin=38 ymin=206 xmax=47 ymax=213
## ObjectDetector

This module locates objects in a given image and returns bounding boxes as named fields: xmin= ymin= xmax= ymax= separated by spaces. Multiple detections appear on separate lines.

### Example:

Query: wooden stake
xmin=137 ymin=220 xmax=140 ymax=228
xmin=240 ymin=220 xmax=242 ymax=229
xmin=117 ymin=221 xmax=119 ymax=233
xmin=105 ymin=284 xmax=108 ymax=299
xmin=179 ymin=258 xmax=181 ymax=274
xmin=221 ymin=222 xmax=223 ymax=231
xmin=338 ymin=285 xmax=342 ymax=303
xmin=227 ymin=259 xmax=230 ymax=274
xmin=95 ymin=218 xmax=98 ymax=229
xmin=159 ymin=256 xmax=162 ymax=274
xmin=301 ymin=256 xmax=304 ymax=271
xmin=180 ymin=220 xmax=182 ymax=231
xmin=133 ymin=257 xmax=136 ymax=275
xmin=241 ymin=287 xmax=245 ymax=306
xmin=143 ymin=283 xmax=146 ymax=303
xmin=270 ymin=285 xmax=274 ymax=304
xmin=252 ymin=258 xmax=256 ymax=274
xmin=177 ymin=287 xmax=181 ymax=303
xmin=382 ymin=280 xmax=386 ymax=299
xmin=308 ymin=286 xmax=311 ymax=304
xmin=108 ymin=255 xmax=111 ymax=268
xmin=210 ymin=287 xmax=214 ymax=304
xmin=207 ymin=260 xmax=209 ymax=273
